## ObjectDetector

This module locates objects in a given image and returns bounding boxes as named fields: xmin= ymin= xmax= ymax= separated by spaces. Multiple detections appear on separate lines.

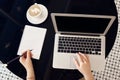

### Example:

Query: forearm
xmin=26 ymin=68 xmax=35 ymax=80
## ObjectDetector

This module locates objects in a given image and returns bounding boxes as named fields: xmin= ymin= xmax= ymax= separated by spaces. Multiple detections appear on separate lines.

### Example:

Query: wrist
xmin=84 ymin=73 xmax=94 ymax=80
xmin=27 ymin=74 xmax=35 ymax=80
xmin=26 ymin=76 xmax=35 ymax=80
xmin=26 ymin=69 xmax=35 ymax=80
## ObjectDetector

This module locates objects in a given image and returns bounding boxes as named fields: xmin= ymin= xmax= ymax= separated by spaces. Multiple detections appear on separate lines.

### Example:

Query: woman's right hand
xmin=19 ymin=50 xmax=33 ymax=71
xmin=19 ymin=50 xmax=35 ymax=80
xmin=73 ymin=52 xmax=94 ymax=80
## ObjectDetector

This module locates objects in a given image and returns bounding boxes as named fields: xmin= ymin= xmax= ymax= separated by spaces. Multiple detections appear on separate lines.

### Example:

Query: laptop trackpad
xmin=70 ymin=55 xmax=77 ymax=69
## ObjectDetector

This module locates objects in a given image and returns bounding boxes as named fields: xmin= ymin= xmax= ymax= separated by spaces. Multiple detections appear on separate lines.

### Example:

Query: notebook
xmin=17 ymin=25 xmax=47 ymax=60
xmin=51 ymin=13 xmax=116 ymax=71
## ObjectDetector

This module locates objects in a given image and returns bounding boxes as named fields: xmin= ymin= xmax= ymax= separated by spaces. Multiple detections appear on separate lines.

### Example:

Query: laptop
xmin=51 ymin=13 xmax=116 ymax=71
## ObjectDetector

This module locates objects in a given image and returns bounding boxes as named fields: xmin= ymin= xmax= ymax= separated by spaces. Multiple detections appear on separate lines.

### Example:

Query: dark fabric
xmin=0 ymin=1 xmax=15 ymax=34
xmin=0 ymin=0 xmax=51 ymax=80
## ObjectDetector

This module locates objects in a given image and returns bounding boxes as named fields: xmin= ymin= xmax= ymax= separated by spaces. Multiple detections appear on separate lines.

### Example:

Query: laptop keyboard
xmin=58 ymin=36 xmax=101 ymax=55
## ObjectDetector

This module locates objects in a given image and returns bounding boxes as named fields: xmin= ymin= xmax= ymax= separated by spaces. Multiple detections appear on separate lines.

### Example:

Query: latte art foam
xmin=28 ymin=3 xmax=41 ymax=17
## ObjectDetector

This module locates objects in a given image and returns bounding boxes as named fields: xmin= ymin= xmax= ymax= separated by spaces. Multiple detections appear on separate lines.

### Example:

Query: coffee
xmin=28 ymin=3 xmax=42 ymax=17
xmin=26 ymin=3 xmax=48 ymax=24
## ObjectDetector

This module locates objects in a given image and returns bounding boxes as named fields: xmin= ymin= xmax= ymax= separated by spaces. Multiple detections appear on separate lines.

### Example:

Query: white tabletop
xmin=93 ymin=0 xmax=120 ymax=80
xmin=0 ymin=61 xmax=23 ymax=80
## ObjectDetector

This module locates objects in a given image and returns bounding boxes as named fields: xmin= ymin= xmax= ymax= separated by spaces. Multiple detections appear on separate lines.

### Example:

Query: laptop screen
xmin=55 ymin=15 xmax=111 ymax=34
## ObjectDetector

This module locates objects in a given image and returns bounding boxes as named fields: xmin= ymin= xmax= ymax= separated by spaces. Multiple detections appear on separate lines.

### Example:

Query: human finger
xmin=21 ymin=50 xmax=27 ymax=58
xmin=77 ymin=52 xmax=83 ymax=63
xmin=73 ymin=57 xmax=80 ymax=69
xmin=78 ymin=52 xmax=88 ymax=62
xmin=19 ymin=56 xmax=25 ymax=64
xmin=19 ymin=50 xmax=27 ymax=61
xmin=26 ymin=50 xmax=32 ymax=59
xmin=84 ymin=54 xmax=90 ymax=62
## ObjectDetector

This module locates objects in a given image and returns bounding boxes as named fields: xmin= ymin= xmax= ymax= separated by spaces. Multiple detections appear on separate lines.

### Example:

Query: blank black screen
xmin=55 ymin=16 xmax=111 ymax=33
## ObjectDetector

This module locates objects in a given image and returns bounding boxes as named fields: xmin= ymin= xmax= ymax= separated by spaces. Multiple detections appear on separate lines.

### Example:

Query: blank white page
xmin=17 ymin=25 xmax=47 ymax=59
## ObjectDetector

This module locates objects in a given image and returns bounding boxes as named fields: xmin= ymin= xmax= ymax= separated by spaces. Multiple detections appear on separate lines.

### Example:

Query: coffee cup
xmin=27 ymin=3 xmax=42 ymax=19
xmin=26 ymin=3 xmax=48 ymax=24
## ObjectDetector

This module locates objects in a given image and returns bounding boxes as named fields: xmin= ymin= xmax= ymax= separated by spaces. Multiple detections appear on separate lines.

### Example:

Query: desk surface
xmin=0 ymin=0 xmax=118 ymax=80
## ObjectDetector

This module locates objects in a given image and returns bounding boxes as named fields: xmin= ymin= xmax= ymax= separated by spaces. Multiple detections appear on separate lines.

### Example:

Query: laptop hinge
xmin=59 ymin=33 xmax=101 ymax=37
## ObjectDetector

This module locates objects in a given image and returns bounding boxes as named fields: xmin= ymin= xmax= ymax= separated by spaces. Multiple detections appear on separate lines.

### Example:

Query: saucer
xmin=26 ymin=4 xmax=48 ymax=24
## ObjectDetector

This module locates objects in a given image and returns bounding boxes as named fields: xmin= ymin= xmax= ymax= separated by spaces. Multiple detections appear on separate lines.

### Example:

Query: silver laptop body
xmin=51 ymin=13 xmax=116 ymax=71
